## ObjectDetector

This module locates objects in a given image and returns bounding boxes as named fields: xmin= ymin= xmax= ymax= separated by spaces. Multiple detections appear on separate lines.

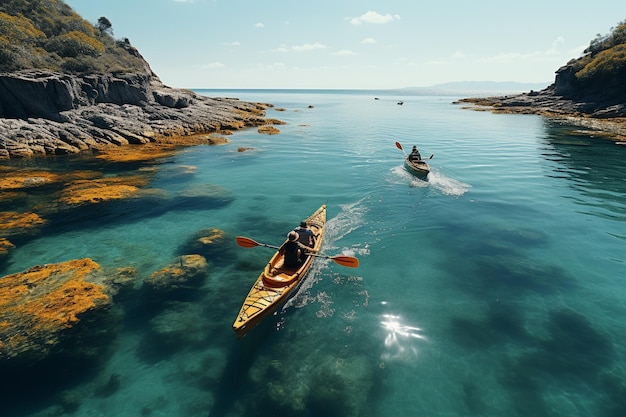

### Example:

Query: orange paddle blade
xmin=330 ymin=255 xmax=359 ymax=268
xmin=395 ymin=141 xmax=403 ymax=151
xmin=236 ymin=236 xmax=260 ymax=248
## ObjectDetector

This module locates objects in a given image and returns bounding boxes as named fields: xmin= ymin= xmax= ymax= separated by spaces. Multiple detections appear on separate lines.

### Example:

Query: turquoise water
xmin=2 ymin=90 xmax=626 ymax=417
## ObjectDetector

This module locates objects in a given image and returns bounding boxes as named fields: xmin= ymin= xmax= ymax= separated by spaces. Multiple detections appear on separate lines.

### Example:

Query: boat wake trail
xmin=285 ymin=198 xmax=369 ymax=311
xmin=391 ymin=165 xmax=471 ymax=196
xmin=427 ymin=170 xmax=471 ymax=196
xmin=324 ymin=197 xmax=369 ymax=252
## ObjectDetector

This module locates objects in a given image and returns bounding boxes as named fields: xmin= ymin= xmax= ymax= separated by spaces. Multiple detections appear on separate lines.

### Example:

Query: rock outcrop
xmin=456 ymin=60 xmax=626 ymax=140
xmin=0 ymin=70 xmax=272 ymax=159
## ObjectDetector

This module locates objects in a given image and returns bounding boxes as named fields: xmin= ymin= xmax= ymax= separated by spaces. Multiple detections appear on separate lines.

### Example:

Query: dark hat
xmin=288 ymin=231 xmax=299 ymax=241
xmin=300 ymin=221 xmax=307 ymax=227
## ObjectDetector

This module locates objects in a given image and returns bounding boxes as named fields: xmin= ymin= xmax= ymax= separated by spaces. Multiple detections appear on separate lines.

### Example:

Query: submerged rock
xmin=0 ymin=238 xmax=15 ymax=256
xmin=59 ymin=176 xmax=150 ymax=205
xmin=0 ymin=258 xmax=111 ymax=364
xmin=177 ymin=228 xmax=235 ymax=267
xmin=244 ymin=352 xmax=375 ymax=417
xmin=143 ymin=254 xmax=208 ymax=298
xmin=148 ymin=302 xmax=207 ymax=348
xmin=0 ymin=211 xmax=46 ymax=239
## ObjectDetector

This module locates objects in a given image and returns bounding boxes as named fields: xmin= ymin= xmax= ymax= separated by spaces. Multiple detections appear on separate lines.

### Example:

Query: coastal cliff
xmin=0 ymin=1 xmax=272 ymax=159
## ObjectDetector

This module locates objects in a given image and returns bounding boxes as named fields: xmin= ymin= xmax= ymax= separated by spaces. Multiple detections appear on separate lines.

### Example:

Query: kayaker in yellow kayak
xmin=279 ymin=231 xmax=311 ymax=268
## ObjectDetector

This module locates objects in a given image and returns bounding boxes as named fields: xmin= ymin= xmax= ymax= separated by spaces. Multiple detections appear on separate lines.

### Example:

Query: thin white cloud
xmin=292 ymin=42 xmax=326 ymax=52
xmin=222 ymin=41 xmax=241 ymax=46
xmin=350 ymin=11 xmax=400 ymax=25
xmin=453 ymin=50 xmax=467 ymax=59
xmin=267 ymin=42 xmax=327 ymax=54
xmin=425 ymin=59 xmax=447 ymax=66
xmin=172 ymin=0 xmax=195 ymax=3
xmin=427 ymin=46 xmax=568 ymax=69
xmin=361 ymin=38 xmax=376 ymax=44
xmin=257 ymin=62 xmax=287 ymax=70
xmin=255 ymin=22 xmax=264 ymax=28
xmin=545 ymin=36 xmax=567 ymax=55
xmin=333 ymin=49 xmax=357 ymax=56
xmin=552 ymin=36 xmax=565 ymax=47
xmin=202 ymin=62 xmax=225 ymax=69
xmin=480 ymin=48 xmax=571 ymax=65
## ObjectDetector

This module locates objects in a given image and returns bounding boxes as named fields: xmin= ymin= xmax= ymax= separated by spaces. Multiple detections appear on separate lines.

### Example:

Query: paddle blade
xmin=395 ymin=141 xmax=403 ymax=151
xmin=236 ymin=236 xmax=260 ymax=248
xmin=331 ymin=255 xmax=359 ymax=268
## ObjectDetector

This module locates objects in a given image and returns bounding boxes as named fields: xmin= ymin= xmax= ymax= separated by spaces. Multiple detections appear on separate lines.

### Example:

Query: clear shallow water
xmin=1 ymin=90 xmax=626 ymax=417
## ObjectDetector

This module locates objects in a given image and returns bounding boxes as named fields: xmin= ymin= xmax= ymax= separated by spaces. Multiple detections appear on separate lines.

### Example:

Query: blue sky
xmin=64 ymin=0 xmax=626 ymax=89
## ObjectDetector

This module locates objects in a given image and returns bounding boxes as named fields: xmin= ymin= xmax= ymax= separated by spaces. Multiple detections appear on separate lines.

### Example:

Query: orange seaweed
xmin=0 ymin=259 xmax=108 ymax=331
xmin=0 ymin=212 xmax=46 ymax=230
xmin=59 ymin=177 xmax=149 ymax=205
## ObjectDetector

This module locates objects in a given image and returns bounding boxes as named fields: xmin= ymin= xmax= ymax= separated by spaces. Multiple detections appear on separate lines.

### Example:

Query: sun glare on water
xmin=380 ymin=313 xmax=427 ymax=362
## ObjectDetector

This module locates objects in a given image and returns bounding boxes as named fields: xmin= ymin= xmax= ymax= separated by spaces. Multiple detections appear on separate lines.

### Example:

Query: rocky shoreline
xmin=0 ymin=67 xmax=283 ymax=385
xmin=455 ymin=84 xmax=626 ymax=142
xmin=0 ymin=70 xmax=276 ymax=159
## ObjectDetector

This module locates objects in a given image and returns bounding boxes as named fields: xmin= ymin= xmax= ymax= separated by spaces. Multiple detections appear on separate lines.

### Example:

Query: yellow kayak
xmin=233 ymin=204 xmax=327 ymax=338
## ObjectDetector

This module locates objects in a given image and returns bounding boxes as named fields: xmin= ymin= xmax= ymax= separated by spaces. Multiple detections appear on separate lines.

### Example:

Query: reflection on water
xmin=540 ymin=120 xmax=626 ymax=221
xmin=381 ymin=313 xmax=426 ymax=362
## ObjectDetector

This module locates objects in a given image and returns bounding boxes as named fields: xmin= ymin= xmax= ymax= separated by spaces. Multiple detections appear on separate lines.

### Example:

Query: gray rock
xmin=0 ymin=70 xmax=271 ymax=159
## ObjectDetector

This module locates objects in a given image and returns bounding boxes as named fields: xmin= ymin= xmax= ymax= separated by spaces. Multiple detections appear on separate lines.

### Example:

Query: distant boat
xmin=397 ymin=101 xmax=404 ymax=105
xmin=404 ymin=157 xmax=430 ymax=177
xmin=374 ymin=97 xmax=379 ymax=100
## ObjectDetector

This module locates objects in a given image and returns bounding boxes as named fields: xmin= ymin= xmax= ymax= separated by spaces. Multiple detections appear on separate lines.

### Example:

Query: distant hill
xmin=394 ymin=81 xmax=551 ymax=96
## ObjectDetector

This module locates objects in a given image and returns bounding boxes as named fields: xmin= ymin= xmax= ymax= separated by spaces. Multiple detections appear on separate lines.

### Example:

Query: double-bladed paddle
xmin=236 ymin=236 xmax=359 ymax=268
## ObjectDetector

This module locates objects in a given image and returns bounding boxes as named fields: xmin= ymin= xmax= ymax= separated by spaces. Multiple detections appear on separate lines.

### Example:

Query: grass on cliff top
xmin=0 ymin=0 xmax=146 ymax=75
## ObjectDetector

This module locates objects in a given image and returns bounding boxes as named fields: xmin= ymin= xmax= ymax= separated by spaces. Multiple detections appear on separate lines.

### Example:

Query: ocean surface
xmin=2 ymin=89 xmax=625 ymax=417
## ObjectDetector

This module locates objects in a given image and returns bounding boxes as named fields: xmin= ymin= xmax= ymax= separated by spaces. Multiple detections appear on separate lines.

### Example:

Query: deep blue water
xmin=1 ymin=90 xmax=625 ymax=417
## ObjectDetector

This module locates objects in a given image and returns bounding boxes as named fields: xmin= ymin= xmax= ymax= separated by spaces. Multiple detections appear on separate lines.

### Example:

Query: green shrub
xmin=61 ymin=56 xmax=102 ymax=73
xmin=0 ymin=11 xmax=45 ymax=43
xmin=0 ymin=0 xmax=146 ymax=75
xmin=577 ymin=44 xmax=626 ymax=81
xmin=585 ymin=21 xmax=626 ymax=56
xmin=45 ymin=30 xmax=105 ymax=57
